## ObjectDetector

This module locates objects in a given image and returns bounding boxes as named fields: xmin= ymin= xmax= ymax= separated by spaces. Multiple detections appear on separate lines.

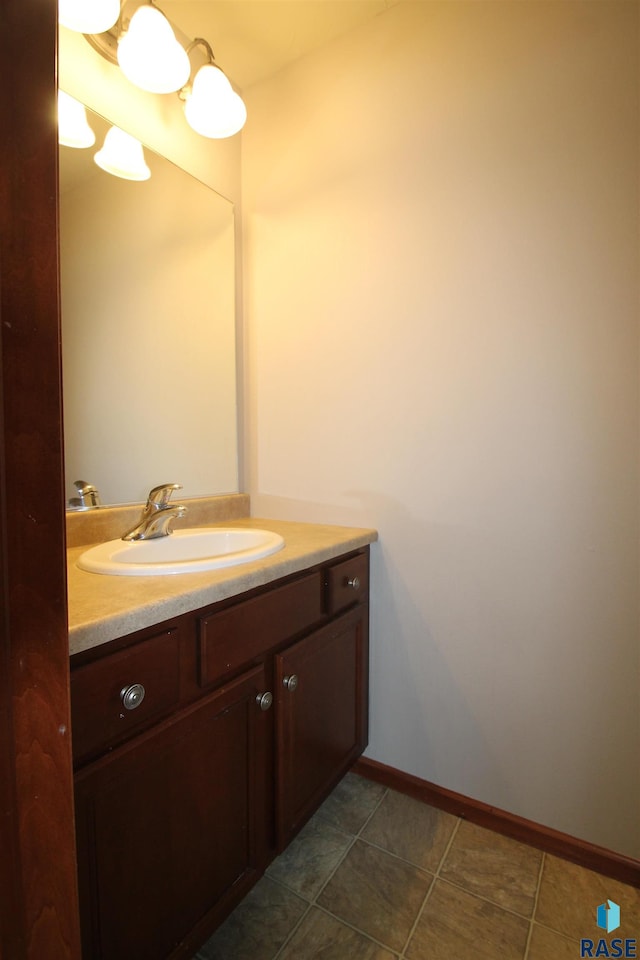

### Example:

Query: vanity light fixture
xmin=58 ymin=0 xmax=120 ymax=35
xmin=79 ymin=4 xmax=246 ymax=139
xmin=117 ymin=2 xmax=191 ymax=94
xmin=180 ymin=39 xmax=247 ymax=139
xmin=58 ymin=91 xmax=96 ymax=148
xmin=94 ymin=126 xmax=151 ymax=181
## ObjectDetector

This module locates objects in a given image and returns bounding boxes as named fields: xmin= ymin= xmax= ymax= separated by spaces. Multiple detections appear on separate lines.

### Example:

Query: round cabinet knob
xmin=120 ymin=683 xmax=146 ymax=711
xmin=347 ymin=576 xmax=360 ymax=591
xmin=283 ymin=674 xmax=298 ymax=692
xmin=256 ymin=691 xmax=273 ymax=711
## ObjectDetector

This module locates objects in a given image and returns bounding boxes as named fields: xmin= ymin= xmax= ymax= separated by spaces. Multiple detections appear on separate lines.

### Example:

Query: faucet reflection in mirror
xmin=59 ymin=0 xmax=247 ymax=139
xmin=68 ymin=480 xmax=102 ymax=512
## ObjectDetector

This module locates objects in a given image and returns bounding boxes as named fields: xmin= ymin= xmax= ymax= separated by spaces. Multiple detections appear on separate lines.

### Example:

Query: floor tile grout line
xmin=312 ymin=903 xmax=404 ymax=958
xmin=308 ymin=782 xmax=389 ymax=903
xmin=524 ymin=848 xmax=590 ymax=944
xmin=523 ymin=851 xmax=547 ymax=960
xmin=271 ymin=784 xmax=390 ymax=959
xmin=528 ymin=918 xmax=585 ymax=945
xmin=429 ymin=816 xmax=547 ymax=925
xmin=435 ymin=874 xmax=543 ymax=924
xmin=353 ymin=835 xmax=441 ymax=878
xmin=272 ymin=881 xmax=404 ymax=960
xmin=434 ymin=815 xmax=463 ymax=879
xmin=311 ymin=832 xmax=359 ymax=902
xmin=269 ymin=845 xmax=361 ymax=958
xmin=398 ymin=874 xmax=435 ymax=959
xmin=270 ymin=898 xmax=313 ymax=960
xmin=355 ymin=784 xmax=390 ymax=837
xmin=398 ymin=814 xmax=463 ymax=957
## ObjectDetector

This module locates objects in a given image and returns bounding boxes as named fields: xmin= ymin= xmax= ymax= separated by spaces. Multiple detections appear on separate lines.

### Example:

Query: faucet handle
xmin=147 ymin=483 xmax=182 ymax=508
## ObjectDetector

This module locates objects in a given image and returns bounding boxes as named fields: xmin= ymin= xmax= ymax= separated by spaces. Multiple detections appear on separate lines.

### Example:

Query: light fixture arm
xmin=84 ymin=1 xmax=124 ymax=63
xmin=179 ymin=37 xmax=218 ymax=100
xmin=186 ymin=37 xmax=216 ymax=63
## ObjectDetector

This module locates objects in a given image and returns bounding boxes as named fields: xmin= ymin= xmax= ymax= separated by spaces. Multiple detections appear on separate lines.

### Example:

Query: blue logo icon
xmin=581 ymin=900 xmax=636 ymax=958
xmin=597 ymin=901 xmax=621 ymax=934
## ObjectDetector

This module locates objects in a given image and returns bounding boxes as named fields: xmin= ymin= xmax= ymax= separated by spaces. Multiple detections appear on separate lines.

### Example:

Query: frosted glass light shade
xmin=58 ymin=0 xmax=120 ymax=34
xmin=94 ymin=127 xmax=151 ymax=181
xmin=184 ymin=64 xmax=247 ymax=139
xmin=58 ymin=91 xmax=96 ymax=148
xmin=117 ymin=5 xmax=190 ymax=94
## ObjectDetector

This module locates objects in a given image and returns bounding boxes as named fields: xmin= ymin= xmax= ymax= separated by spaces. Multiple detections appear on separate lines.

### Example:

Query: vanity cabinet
xmin=276 ymin=602 xmax=368 ymax=845
xmin=74 ymin=666 xmax=270 ymax=960
xmin=71 ymin=547 xmax=369 ymax=960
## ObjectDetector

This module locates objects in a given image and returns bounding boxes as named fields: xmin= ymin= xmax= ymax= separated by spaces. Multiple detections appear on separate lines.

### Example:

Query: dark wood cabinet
xmin=71 ymin=547 xmax=369 ymax=960
xmin=75 ymin=665 xmax=270 ymax=960
xmin=275 ymin=604 xmax=368 ymax=846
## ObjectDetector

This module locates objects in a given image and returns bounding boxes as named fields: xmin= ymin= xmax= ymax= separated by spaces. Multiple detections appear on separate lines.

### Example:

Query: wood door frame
xmin=0 ymin=0 xmax=81 ymax=956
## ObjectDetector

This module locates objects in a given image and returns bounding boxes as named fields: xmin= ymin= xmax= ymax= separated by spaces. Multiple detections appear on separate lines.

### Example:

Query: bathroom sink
xmin=77 ymin=527 xmax=285 ymax=576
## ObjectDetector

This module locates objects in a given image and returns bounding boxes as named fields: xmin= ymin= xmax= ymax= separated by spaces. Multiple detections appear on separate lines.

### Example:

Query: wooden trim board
xmin=354 ymin=757 xmax=640 ymax=889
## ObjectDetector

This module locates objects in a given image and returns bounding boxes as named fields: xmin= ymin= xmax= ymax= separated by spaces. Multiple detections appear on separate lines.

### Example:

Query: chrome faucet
xmin=68 ymin=480 xmax=102 ymax=511
xmin=121 ymin=483 xmax=187 ymax=541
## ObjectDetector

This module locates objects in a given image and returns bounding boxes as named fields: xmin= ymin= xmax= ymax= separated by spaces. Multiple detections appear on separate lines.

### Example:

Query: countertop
xmin=68 ymin=517 xmax=377 ymax=656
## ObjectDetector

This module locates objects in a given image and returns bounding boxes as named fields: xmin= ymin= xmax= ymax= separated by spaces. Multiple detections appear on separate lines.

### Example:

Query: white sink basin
xmin=77 ymin=527 xmax=285 ymax=576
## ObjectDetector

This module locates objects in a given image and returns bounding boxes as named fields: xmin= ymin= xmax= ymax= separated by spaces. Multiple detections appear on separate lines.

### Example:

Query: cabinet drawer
xmin=325 ymin=551 xmax=369 ymax=615
xmin=199 ymin=572 xmax=322 ymax=687
xmin=71 ymin=628 xmax=181 ymax=763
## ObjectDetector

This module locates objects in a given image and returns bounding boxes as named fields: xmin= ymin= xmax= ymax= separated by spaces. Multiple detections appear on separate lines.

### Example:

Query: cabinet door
xmin=275 ymin=604 xmax=369 ymax=846
xmin=75 ymin=664 xmax=272 ymax=960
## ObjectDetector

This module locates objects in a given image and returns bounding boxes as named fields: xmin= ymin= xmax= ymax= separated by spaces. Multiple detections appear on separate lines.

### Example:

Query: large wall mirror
xmin=59 ymin=105 xmax=238 ymax=507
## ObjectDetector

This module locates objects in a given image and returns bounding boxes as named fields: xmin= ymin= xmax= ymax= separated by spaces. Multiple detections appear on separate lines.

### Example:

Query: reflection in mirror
xmin=59 ymin=105 xmax=238 ymax=507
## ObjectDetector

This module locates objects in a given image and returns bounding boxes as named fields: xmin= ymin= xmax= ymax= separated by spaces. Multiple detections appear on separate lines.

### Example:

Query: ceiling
xmin=161 ymin=0 xmax=402 ymax=90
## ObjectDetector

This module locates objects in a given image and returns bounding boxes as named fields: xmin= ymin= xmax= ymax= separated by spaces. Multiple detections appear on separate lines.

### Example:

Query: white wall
xmin=242 ymin=1 xmax=639 ymax=857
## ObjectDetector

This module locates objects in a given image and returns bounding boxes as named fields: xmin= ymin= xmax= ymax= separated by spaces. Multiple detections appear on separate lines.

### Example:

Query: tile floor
xmin=194 ymin=773 xmax=640 ymax=960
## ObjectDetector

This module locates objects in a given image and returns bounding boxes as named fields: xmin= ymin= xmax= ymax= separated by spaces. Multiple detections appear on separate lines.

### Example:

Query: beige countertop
xmin=68 ymin=517 xmax=377 ymax=656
